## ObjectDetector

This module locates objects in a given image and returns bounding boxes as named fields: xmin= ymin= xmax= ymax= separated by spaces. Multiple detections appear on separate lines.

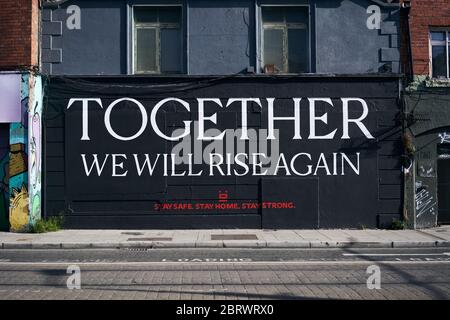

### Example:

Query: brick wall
xmin=0 ymin=0 xmax=39 ymax=70
xmin=409 ymin=0 xmax=450 ymax=76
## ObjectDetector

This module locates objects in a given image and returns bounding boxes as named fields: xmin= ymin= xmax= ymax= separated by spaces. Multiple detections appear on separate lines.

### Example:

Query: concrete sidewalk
xmin=0 ymin=226 xmax=449 ymax=249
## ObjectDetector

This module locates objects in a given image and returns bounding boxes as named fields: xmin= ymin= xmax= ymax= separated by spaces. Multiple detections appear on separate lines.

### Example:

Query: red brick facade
xmin=408 ymin=0 xmax=450 ymax=76
xmin=0 ymin=0 xmax=39 ymax=70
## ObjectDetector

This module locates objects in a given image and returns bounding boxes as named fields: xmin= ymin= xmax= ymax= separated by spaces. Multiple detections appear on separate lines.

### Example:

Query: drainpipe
xmin=400 ymin=0 xmax=415 ymax=228
xmin=402 ymin=1 xmax=413 ymax=84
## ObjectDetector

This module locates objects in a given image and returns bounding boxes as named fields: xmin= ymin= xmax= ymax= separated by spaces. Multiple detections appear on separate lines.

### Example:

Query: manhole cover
xmin=121 ymin=232 xmax=144 ymax=236
xmin=211 ymin=234 xmax=258 ymax=240
xmin=127 ymin=237 xmax=172 ymax=241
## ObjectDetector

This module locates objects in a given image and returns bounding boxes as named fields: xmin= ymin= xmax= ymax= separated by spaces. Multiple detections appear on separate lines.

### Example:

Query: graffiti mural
xmin=28 ymin=75 xmax=43 ymax=226
xmin=9 ymin=184 xmax=29 ymax=229
xmin=415 ymin=180 xmax=437 ymax=219
xmin=8 ymin=74 xmax=30 ymax=231
xmin=439 ymin=132 xmax=450 ymax=144
xmin=7 ymin=73 xmax=42 ymax=231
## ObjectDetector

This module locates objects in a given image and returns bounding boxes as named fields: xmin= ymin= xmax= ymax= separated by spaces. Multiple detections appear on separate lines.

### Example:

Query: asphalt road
xmin=0 ymin=247 xmax=449 ymax=300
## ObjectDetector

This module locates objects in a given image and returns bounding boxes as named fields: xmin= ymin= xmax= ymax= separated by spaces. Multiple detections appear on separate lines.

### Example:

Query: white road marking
xmin=343 ymin=253 xmax=450 ymax=256
xmin=0 ymin=260 xmax=449 ymax=267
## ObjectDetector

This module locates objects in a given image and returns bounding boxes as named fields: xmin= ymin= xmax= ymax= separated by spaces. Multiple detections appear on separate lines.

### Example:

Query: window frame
xmin=429 ymin=28 xmax=450 ymax=79
xmin=259 ymin=4 xmax=311 ymax=74
xmin=132 ymin=4 xmax=183 ymax=75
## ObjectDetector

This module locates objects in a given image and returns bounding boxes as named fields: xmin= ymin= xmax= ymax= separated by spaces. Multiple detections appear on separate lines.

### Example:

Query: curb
xmin=1 ymin=241 xmax=450 ymax=249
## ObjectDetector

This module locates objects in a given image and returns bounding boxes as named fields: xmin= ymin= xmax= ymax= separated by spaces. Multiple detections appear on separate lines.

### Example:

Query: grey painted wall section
xmin=42 ymin=1 xmax=126 ymax=75
xmin=188 ymin=0 xmax=256 ymax=75
xmin=41 ymin=0 xmax=401 ymax=75
xmin=315 ymin=0 xmax=399 ymax=74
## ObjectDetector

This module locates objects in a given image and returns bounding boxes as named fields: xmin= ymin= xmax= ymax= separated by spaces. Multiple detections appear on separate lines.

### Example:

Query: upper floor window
xmin=430 ymin=30 xmax=450 ymax=79
xmin=133 ymin=6 xmax=182 ymax=74
xmin=261 ymin=6 xmax=310 ymax=74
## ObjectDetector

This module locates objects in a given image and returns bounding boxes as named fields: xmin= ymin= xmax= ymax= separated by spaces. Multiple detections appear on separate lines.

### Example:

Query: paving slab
xmin=318 ymin=230 xmax=359 ymax=241
xmin=418 ymin=226 xmax=450 ymax=241
xmin=294 ymin=230 xmax=331 ymax=241
xmin=0 ymin=227 xmax=449 ymax=249
xmin=271 ymin=230 xmax=302 ymax=242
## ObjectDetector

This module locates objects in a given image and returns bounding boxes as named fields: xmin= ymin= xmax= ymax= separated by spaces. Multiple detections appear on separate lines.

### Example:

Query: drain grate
xmin=211 ymin=234 xmax=258 ymax=241
xmin=127 ymin=237 xmax=172 ymax=241
xmin=122 ymin=247 xmax=152 ymax=251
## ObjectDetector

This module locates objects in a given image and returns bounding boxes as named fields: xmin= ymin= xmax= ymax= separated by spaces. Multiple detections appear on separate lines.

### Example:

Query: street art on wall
xmin=9 ymin=184 xmax=29 ymax=230
xmin=8 ymin=74 xmax=29 ymax=231
xmin=415 ymin=180 xmax=437 ymax=219
xmin=7 ymin=73 xmax=42 ymax=231
xmin=28 ymin=75 xmax=43 ymax=226
xmin=439 ymin=132 xmax=450 ymax=144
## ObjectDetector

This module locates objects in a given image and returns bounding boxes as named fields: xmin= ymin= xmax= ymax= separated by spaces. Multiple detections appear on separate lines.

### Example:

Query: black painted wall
xmin=43 ymin=75 xmax=402 ymax=229
xmin=0 ymin=124 xmax=9 ymax=231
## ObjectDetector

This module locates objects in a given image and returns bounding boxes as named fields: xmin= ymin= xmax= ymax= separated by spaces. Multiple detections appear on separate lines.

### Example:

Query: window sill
xmin=425 ymin=78 xmax=450 ymax=88
xmin=407 ymin=76 xmax=450 ymax=92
